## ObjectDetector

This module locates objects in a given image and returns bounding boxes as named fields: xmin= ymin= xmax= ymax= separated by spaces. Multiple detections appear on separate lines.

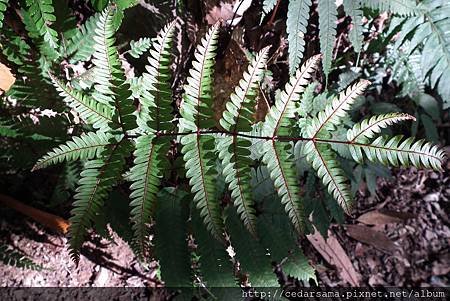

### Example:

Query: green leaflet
xmin=142 ymin=20 xmax=176 ymax=132
xmin=261 ymin=0 xmax=277 ymax=23
xmin=49 ymin=74 xmax=114 ymax=130
xmin=180 ymin=23 xmax=219 ymax=131
xmin=91 ymin=7 xmax=122 ymax=106
xmin=392 ymin=0 xmax=450 ymax=108
xmin=350 ymin=135 xmax=445 ymax=171
xmin=180 ymin=23 xmax=224 ymax=240
xmin=318 ymin=0 xmax=337 ymax=84
xmin=0 ymin=244 xmax=43 ymax=271
xmin=32 ymin=132 xmax=111 ymax=171
xmin=343 ymin=0 xmax=364 ymax=54
xmin=25 ymin=0 xmax=58 ymax=50
xmin=261 ymin=55 xmax=320 ymax=233
xmin=129 ymin=37 xmax=152 ymax=59
xmin=69 ymin=138 xmax=132 ymax=263
xmin=253 ymin=166 xmax=316 ymax=282
xmin=154 ymin=188 xmax=192 ymax=287
xmin=66 ymin=13 xmax=100 ymax=63
xmin=129 ymin=134 xmax=170 ymax=259
xmin=360 ymin=0 xmax=419 ymax=16
xmin=306 ymin=80 xmax=370 ymax=138
xmin=347 ymin=113 xmax=415 ymax=143
xmin=181 ymin=133 xmax=224 ymax=240
xmin=287 ymin=0 xmax=312 ymax=74
xmin=304 ymin=141 xmax=353 ymax=214
xmin=218 ymin=47 xmax=269 ymax=236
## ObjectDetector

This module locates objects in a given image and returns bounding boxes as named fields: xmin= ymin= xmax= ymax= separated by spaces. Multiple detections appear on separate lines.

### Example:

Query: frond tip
xmin=350 ymin=136 xmax=446 ymax=171
xmin=347 ymin=113 xmax=415 ymax=142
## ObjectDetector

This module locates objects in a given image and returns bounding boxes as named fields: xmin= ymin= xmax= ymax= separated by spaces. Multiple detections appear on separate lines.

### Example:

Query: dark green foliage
xmin=0 ymin=244 xmax=43 ymax=270
xmin=154 ymin=188 xmax=192 ymax=287
xmin=0 ymin=0 xmax=446 ymax=289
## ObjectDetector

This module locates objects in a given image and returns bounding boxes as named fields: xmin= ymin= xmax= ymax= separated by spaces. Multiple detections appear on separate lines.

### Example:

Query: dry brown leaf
xmin=0 ymin=63 xmax=15 ymax=93
xmin=307 ymin=230 xmax=361 ymax=286
xmin=346 ymin=224 xmax=399 ymax=254
xmin=357 ymin=210 xmax=414 ymax=225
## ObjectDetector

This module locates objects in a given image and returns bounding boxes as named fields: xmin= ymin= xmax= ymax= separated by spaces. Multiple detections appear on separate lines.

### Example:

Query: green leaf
xmin=49 ymin=73 xmax=114 ymax=130
xmin=261 ymin=55 xmax=320 ymax=233
xmin=304 ymin=141 xmax=353 ymax=214
xmin=141 ymin=20 xmax=176 ymax=132
xmin=128 ymin=134 xmax=170 ymax=259
xmin=287 ymin=0 xmax=312 ymax=74
xmin=347 ymin=113 xmax=415 ymax=143
xmin=32 ymin=132 xmax=112 ymax=171
xmin=0 ymin=0 xmax=9 ymax=28
xmin=318 ymin=0 xmax=337 ymax=84
xmin=68 ymin=138 xmax=132 ymax=263
xmin=25 ymin=0 xmax=59 ymax=50
xmin=307 ymin=79 xmax=370 ymax=138
xmin=343 ymin=0 xmax=364 ymax=53
xmin=350 ymin=135 xmax=446 ymax=171
xmin=154 ymin=188 xmax=192 ymax=287
xmin=218 ymin=47 xmax=269 ymax=236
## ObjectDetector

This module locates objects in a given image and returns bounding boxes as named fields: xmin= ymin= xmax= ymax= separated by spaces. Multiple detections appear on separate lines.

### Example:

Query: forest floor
xmin=0 ymin=155 xmax=449 ymax=290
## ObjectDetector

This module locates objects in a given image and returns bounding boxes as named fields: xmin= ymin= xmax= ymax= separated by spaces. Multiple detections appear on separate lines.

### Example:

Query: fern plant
xmin=390 ymin=0 xmax=450 ymax=109
xmin=261 ymin=0 xmax=421 ymax=80
xmin=25 ymin=5 xmax=446 ymax=288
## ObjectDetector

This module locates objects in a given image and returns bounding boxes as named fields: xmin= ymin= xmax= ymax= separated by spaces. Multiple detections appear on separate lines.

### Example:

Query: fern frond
xmin=217 ymin=47 xmax=269 ymax=236
xmin=0 ymin=244 xmax=43 ymax=270
xmin=350 ymin=135 xmax=446 ymax=171
xmin=262 ymin=141 xmax=306 ymax=232
xmin=180 ymin=23 xmax=219 ymax=130
xmin=261 ymin=0 xmax=277 ymax=22
xmin=304 ymin=141 xmax=352 ymax=214
xmin=180 ymin=23 xmax=224 ymax=240
xmin=264 ymin=54 xmax=321 ymax=137
xmin=129 ymin=135 xmax=169 ymax=259
xmin=69 ymin=139 xmax=131 ymax=262
xmin=142 ymin=20 xmax=176 ymax=132
xmin=393 ymin=1 xmax=450 ymax=108
xmin=32 ymin=132 xmax=111 ymax=171
xmin=25 ymin=0 xmax=59 ymax=50
xmin=318 ymin=0 xmax=337 ymax=84
xmin=261 ymin=55 xmax=320 ymax=233
xmin=0 ymin=0 xmax=8 ymax=28
xmin=307 ymin=79 xmax=370 ymax=138
xmin=343 ymin=0 xmax=364 ymax=53
xmin=154 ymin=188 xmax=192 ymax=287
xmin=66 ymin=13 xmax=100 ymax=63
xmin=129 ymin=37 xmax=152 ymax=59
xmin=361 ymin=0 xmax=419 ymax=16
xmin=49 ymin=74 xmax=114 ymax=129
xmin=220 ymin=47 xmax=269 ymax=133
xmin=91 ymin=7 xmax=121 ymax=106
xmin=347 ymin=113 xmax=415 ymax=143
xmin=287 ymin=0 xmax=312 ymax=74
xmin=181 ymin=134 xmax=224 ymax=240
xmin=89 ymin=7 xmax=137 ymax=132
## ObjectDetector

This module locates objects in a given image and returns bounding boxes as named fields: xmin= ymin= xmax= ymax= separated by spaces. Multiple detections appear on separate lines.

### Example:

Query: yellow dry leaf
xmin=0 ymin=62 xmax=15 ymax=93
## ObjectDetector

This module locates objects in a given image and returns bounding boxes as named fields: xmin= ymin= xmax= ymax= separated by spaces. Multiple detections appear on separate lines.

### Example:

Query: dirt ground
xmin=0 ymin=164 xmax=449 ymax=290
